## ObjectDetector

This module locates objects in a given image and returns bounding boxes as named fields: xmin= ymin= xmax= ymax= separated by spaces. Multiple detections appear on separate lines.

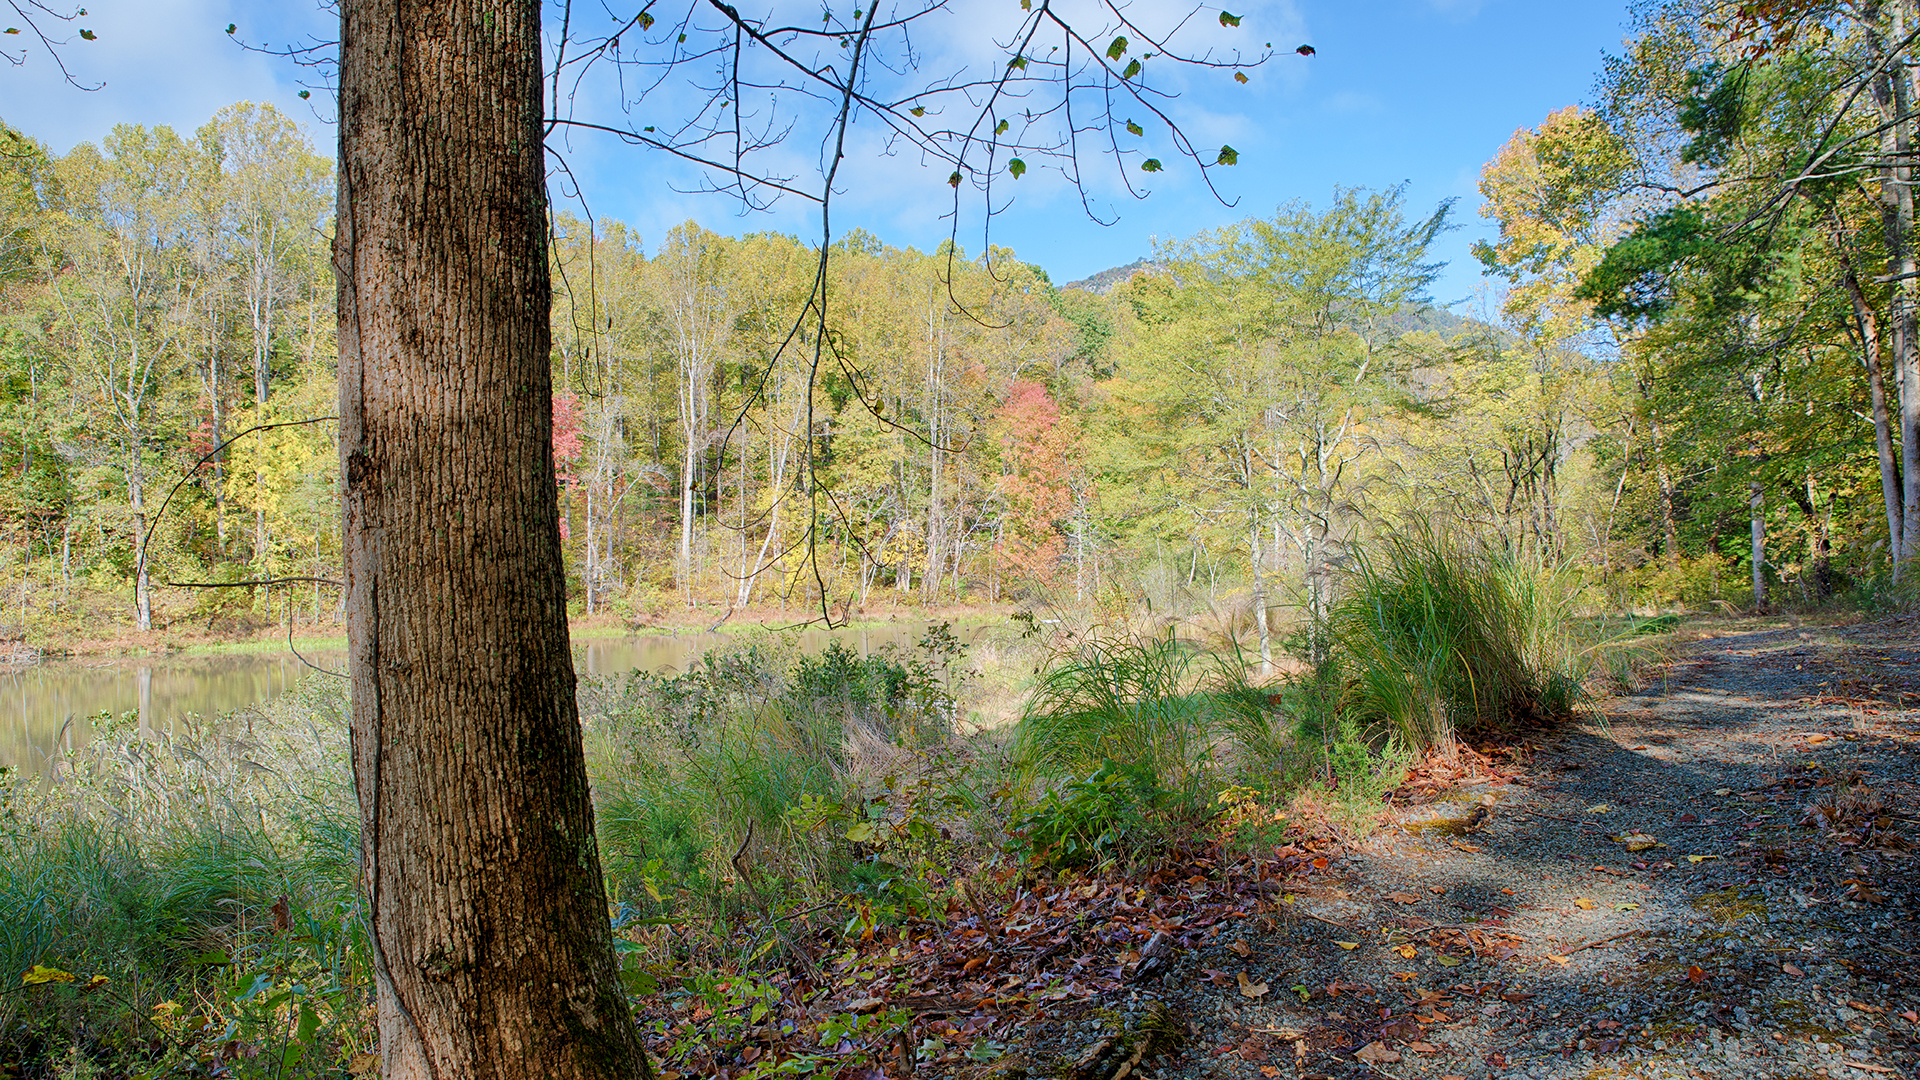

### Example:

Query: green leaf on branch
xmin=1216 ymin=145 xmax=1238 ymax=165
xmin=1122 ymin=58 xmax=1141 ymax=79
xmin=1009 ymin=158 xmax=1026 ymax=178
xmin=224 ymin=24 xmax=235 ymax=34
xmin=1219 ymin=11 xmax=1241 ymax=26
xmin=1140 ymin=158 xmax=1163 ymax=172
xmin=911 ymin=105 xmax=926 ymax=117
xmin=996 ymin=119 xmax=1009 ymax=135
xmin=1107 ymin=36 xmax=1128 ymax=60
xmin=948 ymin=171 xmax=962 ymax=187
xmin=639 ymin=11 xmax=655 ymax=29
xmin=79 ymin=28 xmax=96 ymax=40
xmin=1234 ymin=71 xmax=1249 ymax=84
xmin=1126 ymin=119 xmax=1144 ymax=136
xmin=22 ymin=965 xmax=75 ymax=985
xmin=1008 ymin=54 xmax=1028 ymax=70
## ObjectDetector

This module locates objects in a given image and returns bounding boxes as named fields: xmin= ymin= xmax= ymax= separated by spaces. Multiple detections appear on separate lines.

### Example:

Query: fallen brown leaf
xmin=1782 ymin=962 xmax=1805 ymax=977
xmin=1572 ymin=897 xmax=1596 ymax=911
xmin=1228 ymin=939 xmax=1251 ymax=957
xmin=1385 ymin=891 xmax=1422 ymax=905
xmin=1407 ymin=1041 xmax=1439 ymax=1053
xmin=1237 ymin=971 xmax=1269 ymax=999
xmin=1354 ymin=1041 xmax=1401 ymax=1064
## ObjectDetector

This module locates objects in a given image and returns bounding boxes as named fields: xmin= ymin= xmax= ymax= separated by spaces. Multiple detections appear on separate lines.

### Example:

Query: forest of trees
xmin=6 ymin=0 xmax=1920 ymax=647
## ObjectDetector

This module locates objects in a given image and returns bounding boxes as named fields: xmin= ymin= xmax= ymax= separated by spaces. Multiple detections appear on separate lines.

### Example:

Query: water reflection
xmin=3 ymin=622 xmax=976 ymax=775
xmin=1 ymin=652 xmax=343 ymax=775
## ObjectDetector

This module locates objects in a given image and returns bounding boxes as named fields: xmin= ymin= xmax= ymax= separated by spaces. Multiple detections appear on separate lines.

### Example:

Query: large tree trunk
xmin=1749 ymin=481 xmax=1767 ymax=611
xmin=335 ymin=3 xmax=653 ymax=1078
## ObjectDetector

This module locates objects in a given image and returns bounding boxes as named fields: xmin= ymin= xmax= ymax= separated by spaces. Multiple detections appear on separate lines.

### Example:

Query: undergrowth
xmin=0 ymin=530 xmax=1633 ymax=1076
xmin=0 ymin=683 xmax=369 ymax=1079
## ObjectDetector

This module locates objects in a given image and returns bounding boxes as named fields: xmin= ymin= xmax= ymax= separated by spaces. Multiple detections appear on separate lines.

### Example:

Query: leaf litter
xmin=631 ymin=618 xmax=1919 ymax=1078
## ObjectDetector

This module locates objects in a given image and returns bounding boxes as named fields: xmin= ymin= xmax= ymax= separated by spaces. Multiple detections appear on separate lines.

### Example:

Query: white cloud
xmin=0 ymin=0 xmax=325 ymax=151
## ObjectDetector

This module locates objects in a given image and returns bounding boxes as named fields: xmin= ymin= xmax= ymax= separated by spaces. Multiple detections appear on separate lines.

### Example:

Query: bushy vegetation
xmin=0 ymin=546 xmax=1639 ymax=1075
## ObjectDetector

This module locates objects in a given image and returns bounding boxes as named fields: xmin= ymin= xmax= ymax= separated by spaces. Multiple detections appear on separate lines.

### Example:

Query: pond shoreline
xmin=11 ymin=601 xmax=1014 ymax=665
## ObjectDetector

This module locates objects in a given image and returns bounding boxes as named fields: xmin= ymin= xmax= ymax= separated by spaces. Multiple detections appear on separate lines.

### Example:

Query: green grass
xmin=1322 ymin=528 xmax=1604 ymax=750
xmin=582 ymin=631 xmax=977 ymax=950
xmin=175 ymin=635 xmax=349 ymax=655
xmin=1005 ymin=630 xmax=1286 ymax=866
xmin=1010 ymin=631 xmax=1273 ymax=792
xmin=0 ymin=681 xmax=368 ymax=1078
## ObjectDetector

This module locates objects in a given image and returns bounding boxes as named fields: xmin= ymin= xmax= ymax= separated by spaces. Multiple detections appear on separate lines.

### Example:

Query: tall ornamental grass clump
xmin=1324 ymin=530 xmax=1596 ymax=750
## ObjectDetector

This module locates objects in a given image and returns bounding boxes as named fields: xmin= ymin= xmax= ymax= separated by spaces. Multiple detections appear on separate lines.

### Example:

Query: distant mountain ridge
xmin=1060 ymin=259 xmax=1160 ymax=295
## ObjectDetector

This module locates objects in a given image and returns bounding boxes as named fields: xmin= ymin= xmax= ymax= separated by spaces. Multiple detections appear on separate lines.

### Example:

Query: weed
xmin=1010 ymin=630 xmax=1273 ymax=805
xmin=1323 ymin=528 xmax=1603 ymax=749
xmin=1013 ymin=759 xmax=1174 ymax=869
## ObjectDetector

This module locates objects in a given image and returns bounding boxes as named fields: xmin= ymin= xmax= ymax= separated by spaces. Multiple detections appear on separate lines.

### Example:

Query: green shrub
xmin=583 ymin=632 xmax=967 ymax=930
xmin=1009 ymin=630 xmax=1273 ymax=805
xmin=1012 ymin=759 xmax=1173 ymax=869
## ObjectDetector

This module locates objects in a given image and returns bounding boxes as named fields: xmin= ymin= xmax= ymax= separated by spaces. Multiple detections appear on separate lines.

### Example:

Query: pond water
xmin=1 ymin=621 xmax=973 ymax=775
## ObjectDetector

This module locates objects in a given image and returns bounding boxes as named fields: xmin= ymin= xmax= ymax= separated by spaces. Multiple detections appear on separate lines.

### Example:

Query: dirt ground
xmin=1096 ymin=614 xmax=1920 ymax=1080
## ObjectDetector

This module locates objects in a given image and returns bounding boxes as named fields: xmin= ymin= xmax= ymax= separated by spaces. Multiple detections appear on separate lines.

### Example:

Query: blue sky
xmin=3 ymin=0 xmax=1633 ymax=312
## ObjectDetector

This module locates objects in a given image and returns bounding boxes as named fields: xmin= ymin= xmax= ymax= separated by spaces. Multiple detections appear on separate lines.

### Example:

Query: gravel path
xmin=1111 ymin=616 xmax=1920 ymax=1080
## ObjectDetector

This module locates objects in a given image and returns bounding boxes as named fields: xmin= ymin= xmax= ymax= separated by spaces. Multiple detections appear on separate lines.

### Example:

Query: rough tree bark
xmin=335 ymin=2 xmax=654 ymax=1077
